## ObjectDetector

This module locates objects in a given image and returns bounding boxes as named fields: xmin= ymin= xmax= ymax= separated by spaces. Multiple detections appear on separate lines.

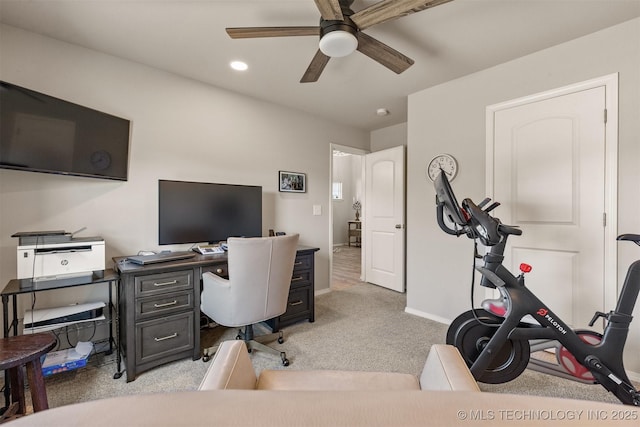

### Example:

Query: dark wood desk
xmin=114 ymin=246 xmax=318 ymax=382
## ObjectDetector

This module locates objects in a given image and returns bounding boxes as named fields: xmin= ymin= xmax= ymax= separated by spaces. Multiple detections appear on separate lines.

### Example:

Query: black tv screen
xmin=159 ymin=180 xmax=262 ymax=245
xmin=0 ymin=81 xmax=130 ymax=180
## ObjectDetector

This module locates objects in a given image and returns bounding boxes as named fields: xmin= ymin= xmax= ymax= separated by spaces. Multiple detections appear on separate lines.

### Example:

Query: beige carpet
xmin=36 ymin=246 xmax=631 ymax=409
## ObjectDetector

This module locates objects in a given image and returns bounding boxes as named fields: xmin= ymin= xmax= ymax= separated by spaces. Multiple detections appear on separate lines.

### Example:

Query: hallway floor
xmin=331 ymin=245 xmax=362 ymax=290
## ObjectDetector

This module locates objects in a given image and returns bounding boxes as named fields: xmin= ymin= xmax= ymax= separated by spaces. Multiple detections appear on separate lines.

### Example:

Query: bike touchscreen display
xmin=434 ymin=170 xmax=467 ymax=226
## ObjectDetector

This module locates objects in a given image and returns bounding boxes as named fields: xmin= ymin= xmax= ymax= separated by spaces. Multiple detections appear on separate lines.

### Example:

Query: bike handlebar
xmin=436 ymin=201 xmax=466 ymax=236
xmin=433 ymin=170 xmax=520 ymax=246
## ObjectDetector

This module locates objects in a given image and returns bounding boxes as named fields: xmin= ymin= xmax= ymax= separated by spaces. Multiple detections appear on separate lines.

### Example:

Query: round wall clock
xmin=427 ymin=154 xmax=458 ymax=182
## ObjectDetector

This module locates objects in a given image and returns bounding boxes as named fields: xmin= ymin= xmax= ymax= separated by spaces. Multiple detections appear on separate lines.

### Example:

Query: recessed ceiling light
xmin=376 ymin=108 xmax=390 ymax=116
xmin=230 ymin=61 xmax=248 ymax=71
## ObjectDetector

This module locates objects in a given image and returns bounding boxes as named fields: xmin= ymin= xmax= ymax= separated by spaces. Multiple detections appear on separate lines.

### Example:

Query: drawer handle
xmin=153 ymin=280 xmax=178 ymax=287
xmin=154 ymin=332 xmax=178 ymax=342
xmin=289 ymin=300 xmax=303 ymax=306
xmin=154 ymin=300 xmax=178 ymax=308
xmin=294 ymin=261 xmax=303 ymax=266
xmin=291 ymin=276 xmax=303 ymax=282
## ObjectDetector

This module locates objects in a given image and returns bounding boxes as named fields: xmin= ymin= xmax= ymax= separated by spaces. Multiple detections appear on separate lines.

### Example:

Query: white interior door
xmin=489 ymin=84 xmax=612 ymax=328
xmin=364 ymin=146 xmax=405 ymax=292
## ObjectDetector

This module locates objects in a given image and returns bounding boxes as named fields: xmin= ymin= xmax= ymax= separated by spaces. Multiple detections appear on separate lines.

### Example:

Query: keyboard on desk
xmin=126 ymin=251 xmax=196 ymax=265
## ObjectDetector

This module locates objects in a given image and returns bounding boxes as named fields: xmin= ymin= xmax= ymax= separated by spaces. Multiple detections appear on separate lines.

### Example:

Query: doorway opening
xmin=330 ymin=144 xmax=366 ymax=290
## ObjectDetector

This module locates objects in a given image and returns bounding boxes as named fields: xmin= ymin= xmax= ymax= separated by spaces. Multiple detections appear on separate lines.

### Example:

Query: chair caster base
xmin=281 ymin=352 xmax=289 ymax=366
xmin=202 ymin=345 xmax=219 ymax=363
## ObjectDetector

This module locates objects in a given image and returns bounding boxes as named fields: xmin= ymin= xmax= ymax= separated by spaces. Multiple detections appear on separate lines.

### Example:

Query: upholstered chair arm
xmin=201 ymin=272 xmax=236 ymax=326
xmin=419 ymin=344 xmax=480 ymax=392
xmin=199 ymin=341 xmax=257 ymax=390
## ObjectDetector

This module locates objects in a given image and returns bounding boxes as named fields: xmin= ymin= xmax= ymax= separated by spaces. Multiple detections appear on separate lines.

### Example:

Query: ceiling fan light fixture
xmin=319 ymin=30 xmax=358 ymax=58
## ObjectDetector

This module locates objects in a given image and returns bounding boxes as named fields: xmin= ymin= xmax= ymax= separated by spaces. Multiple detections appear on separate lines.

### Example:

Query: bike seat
xmin=617 ymin=234 xmax=640 ymax=245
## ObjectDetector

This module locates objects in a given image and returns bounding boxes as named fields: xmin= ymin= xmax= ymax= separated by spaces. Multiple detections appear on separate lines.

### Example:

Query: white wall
xmin=406 ymin=18 xmax=640 ymax=374
xmin=371 ymin=123 xmax=407 ymax=152
xmin=332 ymin=155 xmax=361 ymax=245
xmin=0 ymin=25 xmax=368 ymax=318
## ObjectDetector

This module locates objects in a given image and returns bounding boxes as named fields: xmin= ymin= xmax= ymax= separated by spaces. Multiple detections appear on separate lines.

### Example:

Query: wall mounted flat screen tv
xmin=158 ymin=180 xmax=263 ymax=245
xmin=0 ymin=81 xmax=130 ymax=181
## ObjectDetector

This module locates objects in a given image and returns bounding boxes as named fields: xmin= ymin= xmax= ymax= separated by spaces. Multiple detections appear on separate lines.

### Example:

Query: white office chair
xmin=200 ymin=234 xmax=299 ymax=366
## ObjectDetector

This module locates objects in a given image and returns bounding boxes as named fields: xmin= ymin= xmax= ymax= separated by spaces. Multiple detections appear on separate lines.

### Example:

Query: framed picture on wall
xmin=279 ymin=171 xmax=306 ymax=193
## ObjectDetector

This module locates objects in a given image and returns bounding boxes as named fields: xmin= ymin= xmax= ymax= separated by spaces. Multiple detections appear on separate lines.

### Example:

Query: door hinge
xmin=604 ymin=109 xmax=608 ymax=124
xmin=603 ymin=212 xmax=607 ymax=227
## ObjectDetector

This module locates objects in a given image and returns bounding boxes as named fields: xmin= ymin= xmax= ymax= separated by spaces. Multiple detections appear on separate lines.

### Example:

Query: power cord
xmin=65 ymin=321 xmax=97 ymax=347
xmin=26 ymin=236 xmax=41 ymax=334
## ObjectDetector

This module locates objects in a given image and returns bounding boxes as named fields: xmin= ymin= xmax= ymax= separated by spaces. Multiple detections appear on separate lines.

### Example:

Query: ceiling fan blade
xmin=351 ymin=0 xmax=453 ymax=30
xmin=313 ymin=0 xmax=344 ymax=21
xmin=301 ymin=50 xmax=331 ymax=83
xmin=356 ymin=32 xmax=414 ymax=74
xmin=226 ymin=26 xmax=319 ymax=39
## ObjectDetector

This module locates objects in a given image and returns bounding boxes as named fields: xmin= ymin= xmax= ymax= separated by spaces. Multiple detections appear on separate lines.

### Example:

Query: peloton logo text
xmin=537 ymin=308 xmax=568 ymax=335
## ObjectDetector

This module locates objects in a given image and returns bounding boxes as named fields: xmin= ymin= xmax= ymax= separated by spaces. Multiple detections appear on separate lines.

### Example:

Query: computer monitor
xmin=158 ymin=180 xmax=262 ymax=245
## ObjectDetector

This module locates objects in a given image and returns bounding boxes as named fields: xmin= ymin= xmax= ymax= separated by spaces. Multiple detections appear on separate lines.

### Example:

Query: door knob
xmin=395 ymin=224 xmax=403 ymax=229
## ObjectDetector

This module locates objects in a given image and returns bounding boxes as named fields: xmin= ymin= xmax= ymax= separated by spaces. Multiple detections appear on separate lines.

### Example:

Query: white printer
xmin=13 ymin=230 xmax=105 ymax=282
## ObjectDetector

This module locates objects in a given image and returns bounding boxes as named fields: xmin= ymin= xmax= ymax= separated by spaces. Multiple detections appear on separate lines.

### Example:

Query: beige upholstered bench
xmin=199 ymin=340 xmax=480 ymax=392
xmin=10 ymin=341 xmax=633 ymax=426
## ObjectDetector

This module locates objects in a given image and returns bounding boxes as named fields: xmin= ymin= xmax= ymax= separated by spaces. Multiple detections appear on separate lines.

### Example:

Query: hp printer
xmin=13 ymin=230 xmax=105 ymax=284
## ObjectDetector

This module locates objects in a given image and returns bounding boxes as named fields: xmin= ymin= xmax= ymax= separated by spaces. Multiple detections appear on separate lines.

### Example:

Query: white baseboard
xmin=315 ymin=288 xmax=331 ymax=296
xmin=404 ymin=306 xmax=452 ymax=325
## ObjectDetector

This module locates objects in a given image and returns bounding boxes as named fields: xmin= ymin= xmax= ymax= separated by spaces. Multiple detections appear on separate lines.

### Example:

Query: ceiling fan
xmin=226 ymin=0 xmax=453 ymax=83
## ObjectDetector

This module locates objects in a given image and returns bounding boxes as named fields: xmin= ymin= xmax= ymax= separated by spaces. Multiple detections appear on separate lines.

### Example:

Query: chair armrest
xmin=199 ymin=341 xmax=257 ymax=390
xmin=201 ymin=272 xmax=234 ymax=323
xmin=202 ymin=271 xmax=229 ymax=287
xmin=419 ymin=344 xmax=480 ymax=392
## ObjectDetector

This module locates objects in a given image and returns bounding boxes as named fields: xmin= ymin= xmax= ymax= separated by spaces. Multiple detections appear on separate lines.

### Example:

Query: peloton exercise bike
xmin=433 ymin=169 xmax=640 ymax=406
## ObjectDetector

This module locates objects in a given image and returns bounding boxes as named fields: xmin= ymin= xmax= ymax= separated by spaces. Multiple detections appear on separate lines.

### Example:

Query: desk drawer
xmin=289 ymin=270 xmax=311 ymax=289
xmin=293 ymin=254 xmax=312 ymax=272
xmin=135 ymin=270 xmax=193 ymax=297
xmin=281 ymin=287 xmax=310 ymax=319
xmin=136 ymin=312 xmax=194 ymax=365
xmin=136 ymin=291 xmax=193 ymax=320
xmin=201 ymin=264 xmax=228 ymax=278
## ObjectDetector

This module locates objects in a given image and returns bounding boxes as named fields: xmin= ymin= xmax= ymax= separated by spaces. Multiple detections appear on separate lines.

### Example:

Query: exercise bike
xmin=433 ymin=169 xmax=640 ymax=406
